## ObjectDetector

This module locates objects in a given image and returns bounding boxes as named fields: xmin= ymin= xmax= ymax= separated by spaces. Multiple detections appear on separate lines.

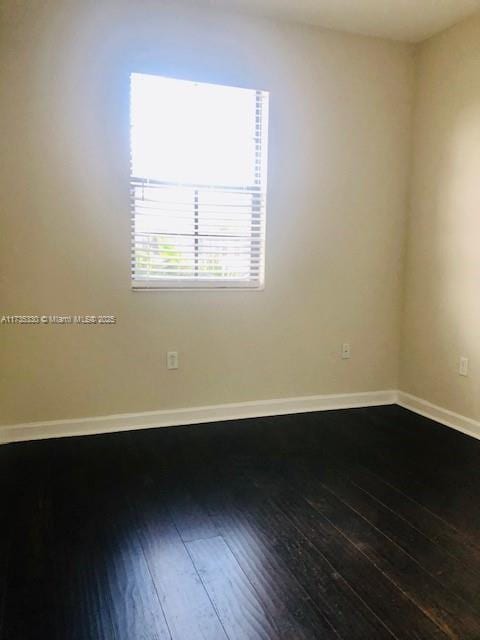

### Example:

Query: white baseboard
xmin=397 ymin=391 xmax=480 ymax=441
xmin=0 ymin=390 xmax=397 ymax=445
xmin=3 ymin=389 xmax=478 ymax=446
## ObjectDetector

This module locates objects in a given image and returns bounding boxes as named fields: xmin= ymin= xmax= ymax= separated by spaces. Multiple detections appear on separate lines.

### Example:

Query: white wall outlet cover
xmin=167 ymin=351 xmax=179 ymax=370
xmin=459 ymin=357 xmax=469 ymax=377
xmin=341 ymin=343 xmax=351 ymax=359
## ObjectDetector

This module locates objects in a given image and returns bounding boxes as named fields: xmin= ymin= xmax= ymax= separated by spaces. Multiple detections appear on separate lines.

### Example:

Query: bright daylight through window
xmin=130 ymin=73 xmax=269 ymax=289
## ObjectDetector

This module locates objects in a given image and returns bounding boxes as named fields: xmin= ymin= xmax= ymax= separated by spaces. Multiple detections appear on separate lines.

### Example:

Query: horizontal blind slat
xmin=132 ymin=232 xmax=263 ymax=241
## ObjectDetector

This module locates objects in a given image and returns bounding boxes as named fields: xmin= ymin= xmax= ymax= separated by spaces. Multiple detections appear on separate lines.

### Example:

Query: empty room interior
xmin=2 ymin=0 xmax=480 ymax=637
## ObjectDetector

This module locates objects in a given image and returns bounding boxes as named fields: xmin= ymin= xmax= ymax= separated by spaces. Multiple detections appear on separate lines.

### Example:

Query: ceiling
xmin=204 ymin=0 xmax=480 ymax=42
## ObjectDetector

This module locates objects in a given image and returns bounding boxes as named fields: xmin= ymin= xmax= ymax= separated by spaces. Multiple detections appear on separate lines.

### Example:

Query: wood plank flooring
xmin=1 ymin=405 xmax=480 ymax=639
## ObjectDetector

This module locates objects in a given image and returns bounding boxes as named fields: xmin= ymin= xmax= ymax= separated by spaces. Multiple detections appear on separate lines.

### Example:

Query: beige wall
xmin=400 ymin=14 xmax=480 ymax=421
xmin=0 ymin=0 xmax=414 ymax=425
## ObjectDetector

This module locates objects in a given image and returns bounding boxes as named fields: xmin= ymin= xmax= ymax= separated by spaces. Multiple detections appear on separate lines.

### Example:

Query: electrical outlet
xmin=459 ymin=357 xmax=469 ymax=377
xmin=341 ymin=343 xmax=351 ymax=359
xmin=167 ymin=351 xmax=179 ymax=370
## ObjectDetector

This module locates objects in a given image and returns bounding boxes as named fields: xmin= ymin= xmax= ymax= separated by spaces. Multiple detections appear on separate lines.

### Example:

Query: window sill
xmin=131 ymin=280 xmax=264 ymax=291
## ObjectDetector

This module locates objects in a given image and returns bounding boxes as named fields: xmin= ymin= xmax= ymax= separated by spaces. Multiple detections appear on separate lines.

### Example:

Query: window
xmin=130 ymin=73 xmax=269 ymax=289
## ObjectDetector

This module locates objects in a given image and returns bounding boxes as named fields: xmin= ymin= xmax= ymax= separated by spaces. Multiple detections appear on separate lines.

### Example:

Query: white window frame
xmin=129 ymin=75 xmax=269 ymax=291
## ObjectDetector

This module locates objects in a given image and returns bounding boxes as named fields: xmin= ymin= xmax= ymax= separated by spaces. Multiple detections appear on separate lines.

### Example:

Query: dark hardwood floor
xmin=1 ymin=404 xmax=480 ymax=639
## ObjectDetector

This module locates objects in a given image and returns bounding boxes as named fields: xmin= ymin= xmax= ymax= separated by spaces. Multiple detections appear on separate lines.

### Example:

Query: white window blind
xmin=130 ymin=73 xmax=269 ymax=289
